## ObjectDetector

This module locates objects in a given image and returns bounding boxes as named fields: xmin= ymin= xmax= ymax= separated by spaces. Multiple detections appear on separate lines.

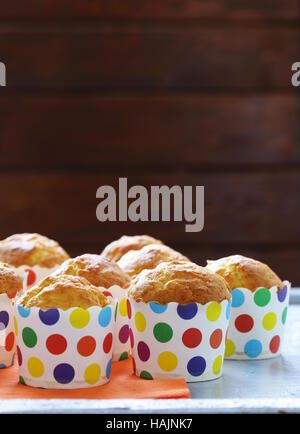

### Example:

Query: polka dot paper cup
xmin=128 ymin=297 xmax=231 ymax=382
xmin=0 ymin=293 xmax=16 ymax=368
xmin=14 ymin=301 xmax=116 ymax=389
xmin=101 ymin=285 xmax=130 ymax=362
xmin=13 ymin=265 xmax=60 ymax=296
xmin=225 ymin=281 xmax=290 ymax=360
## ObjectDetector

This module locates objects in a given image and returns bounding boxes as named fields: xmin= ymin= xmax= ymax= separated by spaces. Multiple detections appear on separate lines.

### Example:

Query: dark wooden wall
xmin=0 ymin=1 xmax=299 ymax=284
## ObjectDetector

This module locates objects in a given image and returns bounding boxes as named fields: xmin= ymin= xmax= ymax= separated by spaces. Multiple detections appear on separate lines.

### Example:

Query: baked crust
xmin=128 ymin=260 xmax=231 ymax=305
xmin=18 ymin=274 xmax=111 ymax=311
xmin=118 ymin=244 xmax=189 ymax=277
xmin=0 ymin=262 xmax=23 ymax=298
xmin=54 ymin=253 xmax=130 ymax=288
xmin=206 ymin=254 xmax=283 ymax=292
xmin=0 ymin=233 xmax=69 ymax=268
xmin=101 ymin=235 xmax=163 ymax=262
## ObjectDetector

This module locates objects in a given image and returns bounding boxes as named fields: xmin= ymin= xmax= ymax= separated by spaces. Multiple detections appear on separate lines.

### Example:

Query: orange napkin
xmin=0 ymin=357 xmax=190 ymax=399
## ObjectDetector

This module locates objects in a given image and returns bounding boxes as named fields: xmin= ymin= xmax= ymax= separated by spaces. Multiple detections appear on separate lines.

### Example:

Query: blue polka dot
xmin=231 ymin=289 xmax=245 ymax=308
xmin=18 ymin=305 xmax=31 ymax=318
xmin=177 ymin=303 xmax=198 ymax=320
xmin=226 ymin=300 xmax=232 ymax=320
xmin=0 ymin=311 xmax=9 ymax=330
xmin=98 ymin=306 xmax=112 ymax=327
xmin=0 ymin=364 xmax=7 ymax=369
xmin=277 ymin=285 xmax=288 ymax=303
xmin=149 ymin=302 xmax=168 ymax=314
xmin=106 ymin=358 xmax=112 ymax=379
xmin=187 ymin=356 xmax=206 ymax=377
xmin=39 ymin=308 xmax=60 ymax=325
xmin=53 ymin=363 xmax=75 ymax=384
xmin=244 ymin=339 xmax=262 ymax=358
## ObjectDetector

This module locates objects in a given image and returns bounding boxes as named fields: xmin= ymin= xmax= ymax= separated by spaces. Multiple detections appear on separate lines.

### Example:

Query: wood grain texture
xmin=0 ymin=26 xmax=298 ymax=89
xmin=0 ymin=0 xmax=298 ymax=20
xmin=0 ymin=94 xmax=299 ymax=169
xmin=1 ymin=171 xmax=299 ymax=246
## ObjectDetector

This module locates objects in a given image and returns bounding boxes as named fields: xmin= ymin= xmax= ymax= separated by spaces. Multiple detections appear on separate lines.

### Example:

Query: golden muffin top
xmin=205 ymin=255 xmax=283 ymax=292
xmin=54 ymin=253 xmax=130 ymax=289
xmin=128 ymin=260 xmax=231 ymax=305
xmin=0 ymin=262 xmax=23 ymax=298
xmin=18 ymin=274 xmax=111 ymax=311
xmin=117 ymin=244 xmax=189 ymax=277
xmin=0 ymin=233 xmax=69 ymax=268
xmin=101 ymin=235 xmax=163 ymax=262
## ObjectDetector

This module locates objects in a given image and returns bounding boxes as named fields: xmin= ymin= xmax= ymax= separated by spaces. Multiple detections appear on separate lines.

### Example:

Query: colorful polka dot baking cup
xmin=128 ymin=297 xmax=231 ymax=382
xmin=225 ymin=281 xmax=290 ymax=360
xmin=0 ymin=293 xmax=16 ymax=368
xmin=13 ymin=265 xmax=60 ymax=296
xmin=100 ymin=285 xmax=130 ymax=362
xmin=14 ymin=301 xmax=116 ymax=388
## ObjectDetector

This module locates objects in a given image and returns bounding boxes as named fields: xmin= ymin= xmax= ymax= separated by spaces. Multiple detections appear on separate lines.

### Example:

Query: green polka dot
xmin=19 ymin=376 xmax=26 ymax=385
xmin=22 ymin=327 xmax=37 ymax=348
xmin=140 ymin=371 xmax=153 ymax=380
xmin=153 ymin=322 xmax=173 ymax=343
xmin=114 ymin=302 xmax=118 ymax=322
xmin=119 ymin=351 xmax=129 ymax=360
xmin=282 ymin=306 xmax=288 ymax=324
xmin=254 ymin=288 xmax=271 ymax=307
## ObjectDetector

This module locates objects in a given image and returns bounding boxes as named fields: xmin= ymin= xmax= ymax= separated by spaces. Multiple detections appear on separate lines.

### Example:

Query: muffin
xmin=117 ymin=244 xmax=190 ymax=278
xmin=127 ymin=261 xmax=232 ymax=382
xmin=206 ymin=255 xmax=283 ymax=292
xmin=53 ymin=254 xmax=131 ymax=362
xmin=206 ymin=255 xmax=290 ymax=360
xmin=0 ymin=233 xmax=69 ymax=292
xmin=18 ymin=274 xmax=110 ymax=311
xmin=0 ymin=263 xmax=23 ymax=368
xmin=101 ymin=235 xmax=163 ymax=262
xmin=15 ymin=274 xmax=115 ymax=389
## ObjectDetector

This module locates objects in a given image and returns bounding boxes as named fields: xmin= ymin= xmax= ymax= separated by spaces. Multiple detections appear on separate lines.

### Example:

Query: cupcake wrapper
xmin=101 ymin=285 xmax=130 ymax=362
xmin=0 ymin=293 xmax=16 ymax=368
xmin=13 ymin=265 xmax=60 ymax=295
xmin=14 ymin=301 xmax=116 ymax=389
xmin=225 ymin=281 xmax=290 ymax=360
xmin=128 ymin=297 xmax=231 ymax=382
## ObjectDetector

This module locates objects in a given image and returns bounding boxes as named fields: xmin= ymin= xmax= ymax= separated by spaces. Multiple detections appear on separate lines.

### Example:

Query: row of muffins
xmin=0 ymin=232 xmax=289 ymax=387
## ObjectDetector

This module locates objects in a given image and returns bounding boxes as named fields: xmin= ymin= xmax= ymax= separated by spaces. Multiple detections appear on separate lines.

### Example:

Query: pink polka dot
xmin=119 ymin=324 xmax=130 ymax=344
xmin=235 ymin=314 xmax=254 ymax=333
xmin=137 ymin=341 xmax=150 ymax=362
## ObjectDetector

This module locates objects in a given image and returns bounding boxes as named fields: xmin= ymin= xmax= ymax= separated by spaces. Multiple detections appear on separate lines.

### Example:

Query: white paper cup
xmin=225 ymin=281 xmax=290 ymax=360
xmin=128 ymin=297 xmax=231 ymax=382
xmin=14 ymin=301 xmax=116 ymax=389
xmin=101 ymin=285 xmax=130 ymax=362
xmin=0 ymin=293 xmax=16 ymax=368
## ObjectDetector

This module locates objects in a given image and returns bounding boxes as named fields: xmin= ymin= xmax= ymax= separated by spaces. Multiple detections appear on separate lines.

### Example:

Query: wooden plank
xmin=0 ymin=94 xmax=299 ymax=168
xmin=0 ymin=171 xmax=299 ymax=247
xmin=0 ymin=0 xmax=298 ymax=20
xmin=0 ymin=27 xmax=298 ymax=89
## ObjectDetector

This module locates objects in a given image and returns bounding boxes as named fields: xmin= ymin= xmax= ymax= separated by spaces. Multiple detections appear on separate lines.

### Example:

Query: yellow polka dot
xmin=157 ymin=351 xmax=178 ymax=372
xmin=14 ymin=316 xmax=18 ymax=336
xmin=262 ymin=312 xmax=277 ymax=330
xmin=206 ymin=302 xmax=222 ymax=322
xmin=225 ymin=339 xmax=235 ymax=357
xmin=69 ymin=308 xmax=90 ymax=329
xmin=27 ymin=357 xmax=44 ymax=378
xmin=212 ymin=355 xmax=223 ymax=376
xmin=119 ymin=298 xmax=128 ymax=317
xmin=134 ymin=312 xmax=146 ymax=332
xmin=84 ymin=363 xmax=101 ymax=385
